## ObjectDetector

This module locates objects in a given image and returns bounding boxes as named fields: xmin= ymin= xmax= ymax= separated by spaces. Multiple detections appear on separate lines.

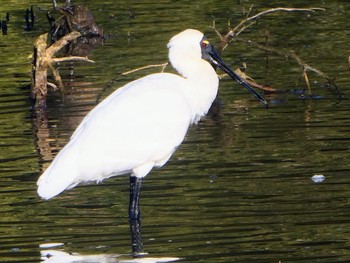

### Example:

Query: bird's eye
xmin=201 ymin=40 xmax=209 ymax=48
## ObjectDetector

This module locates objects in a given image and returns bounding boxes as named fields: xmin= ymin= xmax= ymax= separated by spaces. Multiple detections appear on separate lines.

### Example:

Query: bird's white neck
xmin=170 ymin=52 xmax=219 ymax=123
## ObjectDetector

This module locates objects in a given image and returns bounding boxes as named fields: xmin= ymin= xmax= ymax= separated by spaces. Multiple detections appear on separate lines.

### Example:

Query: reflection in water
xmin=32 ymin=111 xmax=55 ymax=171
xmin=40 ymin=249 xmax=119 ymax=263
xmin=40 ymin=247 xmax=179 ymax=263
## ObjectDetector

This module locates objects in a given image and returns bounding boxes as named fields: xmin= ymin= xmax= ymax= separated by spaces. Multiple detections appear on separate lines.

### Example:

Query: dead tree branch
xmin=211 ymin=6 xmax=340 ymax=96
xmin=121 ymin=62 xmax=169 ymax=76
xmin=234 ymin=37 xmax=334 ymax=84
xmin=215 ymin=7 xmax=325 ymax=52
xmin=242 ymin=7 xmax=325 ymax=23
xmin=51 ymin=56 xmax=95 ymax=63
xmin=31 ymin=31 xmax=95 ymax=109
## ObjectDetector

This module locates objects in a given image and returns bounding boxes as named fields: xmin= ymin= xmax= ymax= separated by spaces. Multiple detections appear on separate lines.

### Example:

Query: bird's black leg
xmin=129 ymin=176 xmax=144 ymax=257
xmin=129 ymin=176 xmax=142 ymax=220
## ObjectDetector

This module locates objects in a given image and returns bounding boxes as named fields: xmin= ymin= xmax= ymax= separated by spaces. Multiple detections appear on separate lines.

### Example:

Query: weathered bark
xmin=31 ymin=31 xmax=94 ymax=109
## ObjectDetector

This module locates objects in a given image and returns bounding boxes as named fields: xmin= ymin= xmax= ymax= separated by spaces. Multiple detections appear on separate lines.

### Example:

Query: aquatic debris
xmin=311 ymin=174 xmax=325 ymax=183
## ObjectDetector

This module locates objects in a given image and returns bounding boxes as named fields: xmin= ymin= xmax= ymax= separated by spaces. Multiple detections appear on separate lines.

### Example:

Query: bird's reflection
xmin=40 ymin=250 xmax=179 ymax=262
xmin=40 ymin=244 xmax=179 ymax=263
xmin=40 ymin=249 xmax=120 ymax=262
xmin=38 ymin=205 xmax=179 ymax=262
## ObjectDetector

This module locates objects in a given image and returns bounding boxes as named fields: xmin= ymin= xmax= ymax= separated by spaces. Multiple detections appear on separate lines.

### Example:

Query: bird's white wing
xmin=37 ymin=73 xmax=192 ymax=198
xmin=75 ymin=74 xmax=192 ymax=180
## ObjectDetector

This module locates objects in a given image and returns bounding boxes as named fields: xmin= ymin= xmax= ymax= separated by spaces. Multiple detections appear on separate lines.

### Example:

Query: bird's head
xmin=168 ymin=29 xmax=268 ymax=108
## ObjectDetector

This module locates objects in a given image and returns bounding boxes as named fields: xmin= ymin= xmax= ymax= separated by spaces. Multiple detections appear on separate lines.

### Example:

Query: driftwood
xmin=31 ymin=31 xmax=94 ymax=109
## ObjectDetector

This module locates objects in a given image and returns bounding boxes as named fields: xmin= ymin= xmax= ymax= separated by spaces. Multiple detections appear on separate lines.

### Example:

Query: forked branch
xmin=31 ymin=31 xmax=95 ymax=109
xmin=211 ymin=6 xmax=341 ymax=96
xmin=213 ymin=7 xmax=325 ymax=52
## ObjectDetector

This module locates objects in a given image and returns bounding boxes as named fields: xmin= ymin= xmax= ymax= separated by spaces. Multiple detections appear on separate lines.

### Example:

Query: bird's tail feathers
xmin=37 ymin=147 xmax=79 ymax=200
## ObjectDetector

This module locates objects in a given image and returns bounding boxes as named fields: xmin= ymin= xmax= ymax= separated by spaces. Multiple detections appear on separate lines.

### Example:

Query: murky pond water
xmin=1 ymin=0 xmax=350 ymax=262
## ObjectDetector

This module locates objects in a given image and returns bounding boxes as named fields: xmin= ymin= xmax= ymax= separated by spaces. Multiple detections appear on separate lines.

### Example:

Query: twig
xmin=246 ymin=7 xmax=324 ymax=22
xmin=48 ymin=63 xmax=63 ymax=89
xmin=303 ymin=69 xmax=311 ymax=94
xmin=211 ymin=20 xmax=224 ymax=42
xmin=47 ymin=81 xmax=58 ymax=89
xmin=233 ymin=37 xmax=340 ymax=95
xmin=96 ymin=62 xmax=169 ymax=104
xmin=232 ymin=7 xmax=325 ymax=37
xmin=232 ymin=67 xmax=278 ymax=93
xmin=234 ymin=37 xmax=331 ymax=80
xmin=210 ymin=7 xmax=340 ymax=96
xmin=121 ymin=62 xmax=168 ymax=76
xmin=214 ymin=7 xmax=325 ymax=53
xmin=46 ymin=31 xmax=81 ymax=58
xmin=52 ymin=56 xmax=95 ymax=63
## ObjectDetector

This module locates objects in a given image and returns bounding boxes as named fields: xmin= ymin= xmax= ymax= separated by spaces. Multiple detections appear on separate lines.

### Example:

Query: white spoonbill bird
xmin=37 ymin=29 xmax=267 ymax=219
